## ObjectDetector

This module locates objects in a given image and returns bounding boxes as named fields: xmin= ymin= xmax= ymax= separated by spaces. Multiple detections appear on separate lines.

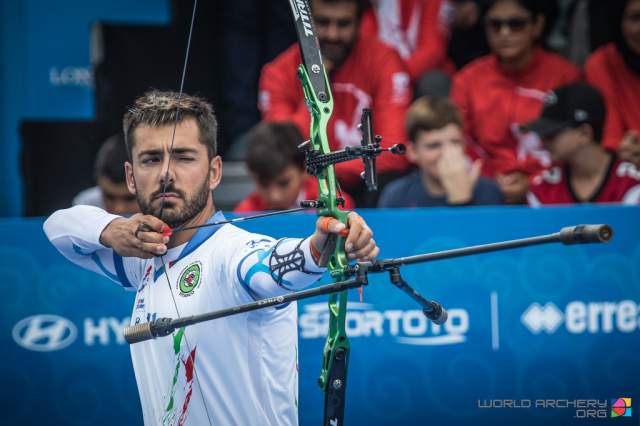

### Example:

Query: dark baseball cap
xmin=521 ymin=82 xmax=606 ymax=141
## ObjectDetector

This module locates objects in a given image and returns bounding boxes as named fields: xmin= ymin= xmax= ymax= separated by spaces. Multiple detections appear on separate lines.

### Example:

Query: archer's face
xmin=312 ymin=0 xmax=360 ymax=67
xmin=125 ymin=118 xmax=221 ymax=228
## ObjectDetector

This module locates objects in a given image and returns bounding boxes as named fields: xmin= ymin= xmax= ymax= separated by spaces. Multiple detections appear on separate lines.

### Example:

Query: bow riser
xmin=296 ymin=62 xmax=351 ymax=401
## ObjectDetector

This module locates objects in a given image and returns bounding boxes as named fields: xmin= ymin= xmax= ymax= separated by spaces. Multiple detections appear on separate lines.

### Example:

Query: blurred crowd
xmin=80 ymin=0 xmax=640 ymax=214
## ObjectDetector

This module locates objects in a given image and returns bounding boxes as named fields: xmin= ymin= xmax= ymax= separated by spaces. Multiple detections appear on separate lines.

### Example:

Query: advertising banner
xmin=2 ymin=206 xmax=638 ymax=425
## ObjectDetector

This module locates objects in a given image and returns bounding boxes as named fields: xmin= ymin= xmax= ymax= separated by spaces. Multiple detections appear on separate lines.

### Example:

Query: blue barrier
xmin=2 ymin=206 xmax=638 ymax=425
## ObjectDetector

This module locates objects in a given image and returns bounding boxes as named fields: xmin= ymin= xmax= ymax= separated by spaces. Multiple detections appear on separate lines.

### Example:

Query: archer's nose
xmin=158 ymin=160 xmax=176 ymax=185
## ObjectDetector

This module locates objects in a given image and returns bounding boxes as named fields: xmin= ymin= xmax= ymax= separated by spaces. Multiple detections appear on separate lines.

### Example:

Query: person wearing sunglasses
xmin=586 ymin=0 xmax=640 ymax=169
xmin=450 ymin=0 xmax=582 ymax=204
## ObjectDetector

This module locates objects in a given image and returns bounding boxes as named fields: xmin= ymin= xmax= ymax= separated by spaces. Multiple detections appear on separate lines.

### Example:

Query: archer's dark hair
xmin=123 ymin=90 xmax=218 ymax=162
xmin=244 ymin=121 xmax=306 ymax=184
xmin=405 ymin=96 xmax=464 ymax=142
xmin=94 ymin=133 xmax=129 ymax=183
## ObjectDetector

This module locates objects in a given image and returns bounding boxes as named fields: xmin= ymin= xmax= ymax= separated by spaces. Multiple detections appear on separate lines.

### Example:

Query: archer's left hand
xmin=311 ymin=211 xmax=379 ymax=264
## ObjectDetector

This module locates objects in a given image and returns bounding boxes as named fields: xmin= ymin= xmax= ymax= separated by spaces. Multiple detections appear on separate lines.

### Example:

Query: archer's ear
xmin=209 ymin=156 xmax=223 ymax=191
xmin=125 ymin=162 xmax=137 ymax=195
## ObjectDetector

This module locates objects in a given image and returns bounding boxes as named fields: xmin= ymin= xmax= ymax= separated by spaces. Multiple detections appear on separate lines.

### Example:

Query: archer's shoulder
xmin=205 ymin=224 xmax=276 ymax=256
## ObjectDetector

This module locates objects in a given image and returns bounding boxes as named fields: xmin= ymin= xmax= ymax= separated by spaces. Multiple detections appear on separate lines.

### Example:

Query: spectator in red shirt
xmin=234 ymin=121 xmax=355 ymax=213
xmin=585 ymin=0 xmax=640 ymax=168
xmin=360 ymin=0 xmax=456 ymax=96
xmin=259 ymin=0 xmax=412 ymax=206
xmin=451 ymin=0 xmax=582 ymax=204
xmin=523 ymin=82 xmax=640 ymax=205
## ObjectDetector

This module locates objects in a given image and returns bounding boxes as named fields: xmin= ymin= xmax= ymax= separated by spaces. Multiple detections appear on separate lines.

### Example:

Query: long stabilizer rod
xmin=125 ymin=224 xmax=612 ymax=344
xmin=344 ymin=224 xmax=613 ymax=276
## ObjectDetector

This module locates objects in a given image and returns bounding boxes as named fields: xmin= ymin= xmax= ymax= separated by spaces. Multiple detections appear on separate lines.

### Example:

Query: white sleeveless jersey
xmin=44 ymin=207 xmax=326 ymax=425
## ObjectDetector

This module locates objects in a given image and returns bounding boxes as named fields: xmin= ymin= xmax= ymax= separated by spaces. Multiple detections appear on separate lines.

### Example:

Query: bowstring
xmin=158 ymin=0 xmax=197 ymax=220
xmin=155 ymin=1 xmax=212 ymax=424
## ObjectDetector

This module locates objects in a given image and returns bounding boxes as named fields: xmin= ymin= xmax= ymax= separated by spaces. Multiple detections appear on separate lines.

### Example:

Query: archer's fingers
xmin=344 ymin=212 xmax=374 ymax=254
xmin=132 ymin=215 xmax=170 ymax=254
xmin=347 ymin=238 xmax=379 ymax=261
xmin=132 ymin=230 xmax=167 ymax=256
xmin=317 ymin=216 xmax=348 ymax=236
xmin=136 ymin=215 xmax=168 ymax=234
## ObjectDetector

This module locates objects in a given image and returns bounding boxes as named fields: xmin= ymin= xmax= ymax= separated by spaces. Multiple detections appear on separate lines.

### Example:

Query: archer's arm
xmin=43 ymin=206 xmax=154 ymax=287
xmin=238 ymin=212 xmax=378 ymax=299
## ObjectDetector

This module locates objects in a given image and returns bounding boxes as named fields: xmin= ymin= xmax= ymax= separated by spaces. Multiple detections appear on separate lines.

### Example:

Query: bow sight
xmin=298 ymin=108 xmax=406 ymax=191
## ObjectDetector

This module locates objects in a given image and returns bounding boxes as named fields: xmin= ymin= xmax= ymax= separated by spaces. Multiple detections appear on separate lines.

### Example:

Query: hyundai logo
xmin=12 ymin=314 xmax=77 ymax=352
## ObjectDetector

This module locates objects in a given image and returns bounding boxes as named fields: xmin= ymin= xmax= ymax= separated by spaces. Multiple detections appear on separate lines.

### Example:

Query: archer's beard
xmin=136 ymin=173 xmax=211 ymax=229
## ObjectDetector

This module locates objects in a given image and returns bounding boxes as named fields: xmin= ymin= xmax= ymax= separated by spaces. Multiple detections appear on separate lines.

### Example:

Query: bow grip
xmin=317 ymin=217 xmax=350 ymax=268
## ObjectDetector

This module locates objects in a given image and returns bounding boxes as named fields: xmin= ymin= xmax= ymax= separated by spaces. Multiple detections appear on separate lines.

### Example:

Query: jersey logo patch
xmin=177 ymin=261 xmax=202 ymax=298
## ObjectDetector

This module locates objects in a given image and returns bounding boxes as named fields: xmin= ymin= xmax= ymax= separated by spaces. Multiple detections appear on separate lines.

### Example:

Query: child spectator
xmin=72 ymin=133 xmax=140 ymax=216
xmin=585 ymin=0 xmax=640 ymax=168
xmin=523 ymin=82 xmax=640 ymax=205
xmin=451 ymin=0 xmax=582 ymax=204
xmin=234 ymin=121 xmax=356 ymax=212
xmin=377 ymin=96 xmax=503 ymax=207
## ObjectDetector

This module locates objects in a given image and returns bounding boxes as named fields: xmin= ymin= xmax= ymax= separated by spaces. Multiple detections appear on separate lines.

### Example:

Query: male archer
xmin=43 ymin=90 xmax=378 ymax=424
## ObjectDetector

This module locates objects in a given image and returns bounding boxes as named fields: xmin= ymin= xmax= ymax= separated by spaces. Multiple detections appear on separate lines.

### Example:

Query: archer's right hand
xmin=99 ymin=214 xmax=170 ymax=258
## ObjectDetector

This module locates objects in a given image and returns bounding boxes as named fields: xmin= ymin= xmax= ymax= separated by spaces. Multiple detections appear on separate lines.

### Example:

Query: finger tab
xmin=135 ymin=222 xmax=152 ymax=239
